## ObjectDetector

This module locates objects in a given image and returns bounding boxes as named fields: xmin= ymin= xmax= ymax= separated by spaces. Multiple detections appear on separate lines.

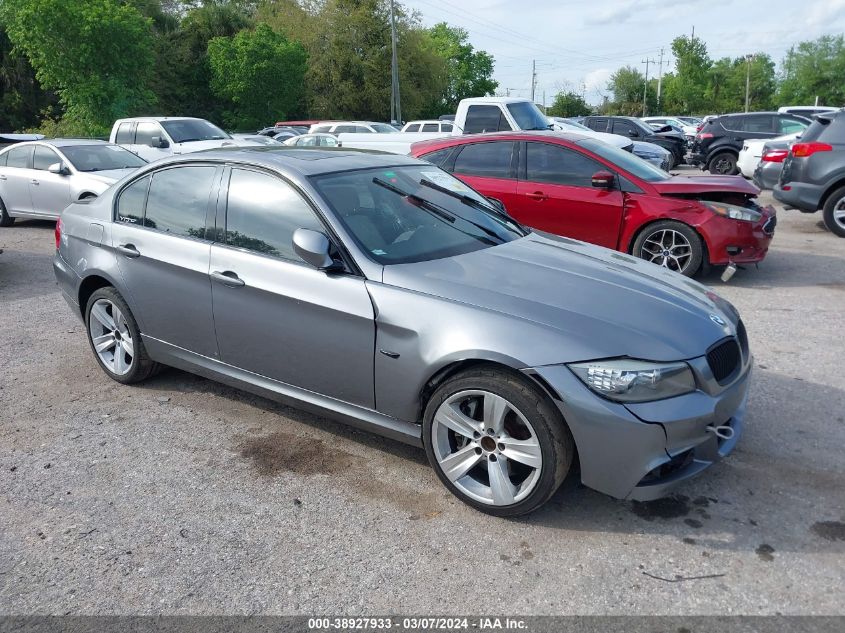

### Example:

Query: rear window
xmin=464 ymin=105 xmax=511 ymax=134
xmin=802 ymin=114 xmax=845 ymax=144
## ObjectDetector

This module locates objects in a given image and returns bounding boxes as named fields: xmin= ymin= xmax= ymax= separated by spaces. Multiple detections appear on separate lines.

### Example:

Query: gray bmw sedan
xmin=54 ymin=147 xmax=749 ymax=516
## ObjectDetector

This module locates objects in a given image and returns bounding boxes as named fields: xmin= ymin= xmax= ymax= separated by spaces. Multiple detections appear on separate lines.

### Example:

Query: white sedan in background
xmin=737 ymin=132 xmax=802 ymax=178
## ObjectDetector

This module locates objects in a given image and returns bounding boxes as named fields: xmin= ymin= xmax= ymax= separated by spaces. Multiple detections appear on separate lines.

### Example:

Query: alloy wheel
xmin=88 ymin=298 xmax=135 ymax=376
xmin=431 ymin=390 xmax=542 ymax=506
xmin=833 ymin=197 xmax=845 ymax=231
xmin=640 ymin=228 xmax=693 ymax=272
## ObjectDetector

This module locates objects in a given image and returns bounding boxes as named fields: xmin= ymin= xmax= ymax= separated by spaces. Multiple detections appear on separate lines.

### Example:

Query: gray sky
xmin=404 ymin=0 xmax=845 ymax=106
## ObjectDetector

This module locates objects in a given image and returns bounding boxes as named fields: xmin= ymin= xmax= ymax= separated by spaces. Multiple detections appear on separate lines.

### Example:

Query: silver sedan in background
xmin=0 ymin=139 xmax=146 ymax=226
xmin=54 ymin=148 xmax=750 ymax=516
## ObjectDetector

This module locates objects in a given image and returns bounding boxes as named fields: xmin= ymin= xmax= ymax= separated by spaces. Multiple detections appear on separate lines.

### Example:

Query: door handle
xmin=31 ymin=179 xmax=40 ymax=186
xmin=526 ymin=191 xmax=548 ymax=201
xmin=116 ymin=243 xmax=140 ymax=258
xmin=211 ymin=270 xmax=245 ymax=287
xmin=0 ymin=175 xmax=6 ymax=180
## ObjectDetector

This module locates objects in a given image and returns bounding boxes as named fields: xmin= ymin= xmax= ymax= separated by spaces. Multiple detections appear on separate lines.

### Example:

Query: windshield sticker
xmin=421 ymin=170 xmax=472 ymax=193
xmin=106 ymin=146 xmax=124 ymax=151
xmin=372 ymin=249 xmax=387 ymax=255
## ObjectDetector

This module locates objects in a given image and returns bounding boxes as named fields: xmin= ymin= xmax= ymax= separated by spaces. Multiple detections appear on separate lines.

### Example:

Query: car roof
xmin=1 ymin=138 xmax=111 ymax=149
xmin=409 ymin=130 xmax=594 ymax=153
xmin=162 ymin=146 xmax=423 ymax=176
xmin=116 ymin=116 xmax=207 ymax=123
xmin=459 ymin=96 xmax=533 ymax=105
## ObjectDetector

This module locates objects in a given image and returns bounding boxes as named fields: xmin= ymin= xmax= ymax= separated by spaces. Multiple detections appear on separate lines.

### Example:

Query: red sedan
xmin=410 ymin=131 xmax=775 ymax=276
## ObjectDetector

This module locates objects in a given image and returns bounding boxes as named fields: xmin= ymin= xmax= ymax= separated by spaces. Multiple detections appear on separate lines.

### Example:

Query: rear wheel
xmin=822 ymin=186 xmax=845 ymax=237
xmin=0 ymin=197 xmax=14 ymax=227
xmin=85 ymin=287 xmax=158 ymax=384
xmin=423 ymin=366 xmax=573 ymax=517
xmin=632 ymin=220 xmax=704 ymax=277
xmin=707 ymin=151 xmax=738 ymax=175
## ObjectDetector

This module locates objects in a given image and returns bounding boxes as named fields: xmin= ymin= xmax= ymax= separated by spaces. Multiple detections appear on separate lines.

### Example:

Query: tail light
xmin=696 ymin=132 xmax=714 ymax=140
xmin=791 ymin=142 xmax=833 ymax=158
xmin=762 ymin=149 xmax=788 ymax=163
xmin=55 ymin=217 xmax=62 ymax=249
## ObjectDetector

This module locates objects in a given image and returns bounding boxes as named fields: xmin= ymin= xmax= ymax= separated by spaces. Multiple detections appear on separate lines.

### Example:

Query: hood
xmin=588 ymin=131 xmax=632 ymax=149
xmin=82 ymin=168 xmax=139 ymax=186
xmin=631 ymin=141 xmax=670 ymax=157
xmin=381 ymin=232 xmax=737 ymax=363
xmin=654 ymin=130 xmax=685 ymax=141
xmin=649 ymin=174 xmax=760 ymax=196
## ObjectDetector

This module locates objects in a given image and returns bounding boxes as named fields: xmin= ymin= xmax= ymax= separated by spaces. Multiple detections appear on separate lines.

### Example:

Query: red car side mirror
xmin=591 ymin=171 xmax=615 ymax=189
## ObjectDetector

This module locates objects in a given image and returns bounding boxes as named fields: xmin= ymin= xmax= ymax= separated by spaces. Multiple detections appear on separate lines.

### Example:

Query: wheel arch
xmin=77 ymin=191 xmax=98 ymax=200
xmin=818 ymin=179 xmax=845 ymax=211
xmin=705 ymin=146 xmax=739 ymax=168
xmin=78 ymin=274 xmax=116 ymax=318
xmin=627 ymin=218 xmax=711 ymax=271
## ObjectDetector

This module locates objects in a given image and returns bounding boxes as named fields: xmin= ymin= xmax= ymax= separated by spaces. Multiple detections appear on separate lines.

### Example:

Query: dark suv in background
xmin=691 ymin=112 xmax=810 ymax=175
xmin=581 ymin=116 xmax=686 ymax=168
xmin=774 ymin=109 xmax=845 ymax=237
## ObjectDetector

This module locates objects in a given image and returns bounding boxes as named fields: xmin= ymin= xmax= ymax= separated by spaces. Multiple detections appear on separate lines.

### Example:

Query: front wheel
xmin=822 ymin=186 xmax=845 ymax=237
xmin=0 ymin=197 xmax=14 ymax=227
xmin=707 ymin=151 xmax=738 ymax=175
xmin=632 ymin=220 xmax=704 ymax=277
xmin=423 ymin=366 xmax=573 ymax=517
xmin=85 ymin=287 xmax=158 ymax=384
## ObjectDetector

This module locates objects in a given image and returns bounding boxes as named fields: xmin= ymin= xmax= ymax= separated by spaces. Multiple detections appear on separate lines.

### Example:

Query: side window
xmin=612 ymin=120 xmax=638 ymax=137
xmin=116 ymin=176 xmax=151 ymax=224
xmin=334 ymin=125 xmax=357 ymax=134
xmin=452 ymin=141 xmax=514 ymax=178
xmin=405 ymin=124 xmax=420 ymax=132
xmin=584 ymin=118 xmax=606 ymax=132
xmin=779 ymin=117 xmax=808 ymax=134
xmin=312 ymin=125 xmax=332 ymax=133
xmin=300 ymin=136 xmax=318 ymax=146
xmin=421 ymin=123 xmax=439 ymax=132
xmin=225 ymin=168 xmax=323 ymax=261
xmin=33 ymin=146 xmax=60 ymax=171
xmin=0 ymin=151 xmax=7 ymax=167
xmin=5 ymin=145 xmax=32 ymax=168
xmin=320 ymin=136 xmax=339 ymax=147
xmin=419 ymin=148 xmax=453 ymax=167
xmin=442 ymin=123 xmax=454 ymax=132
xmin=144 ymin=166 xmax=216 ymax=238
xmin=135 ymin=122 xmax=162 ymax=146
xmin=354 ymin=126 xmax=371 ymax=133
xmin=745 ymin=115 xmax=774 ymax=133
xmin=525 ymin=142 xmax=604 ymax=187
xmin=115 ymin=123 xmax=134 ymax=144
xmin=463 ymin=105 xmax=511 ymax=134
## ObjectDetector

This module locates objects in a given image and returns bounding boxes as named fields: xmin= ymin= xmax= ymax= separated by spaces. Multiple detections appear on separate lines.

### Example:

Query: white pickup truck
xmin=109 ymin=116 xmax=260 ymax=161
xmin=336 ymin=97 xmax=562 ymax=154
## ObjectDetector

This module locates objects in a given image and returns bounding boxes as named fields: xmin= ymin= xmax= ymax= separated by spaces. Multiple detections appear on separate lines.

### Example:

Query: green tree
xmin=0 ymin=25 xmax=56 ymax=131
xmin=207 ymin=24 xmax=307 ymax=129
xmin=547 ymin=91 xmax=591 ymax=117
xmin=777 ymin=35 xmax=845 ymax=107
xmin=428 ymin=23 xmax=497 ymax=112
xmin=665 ymin=35 xmax=711 ymax=114
xmin=0 ymin=0 xmax=155 ymax=135
xmin=607 ymin=66 xmax=652 ymax=115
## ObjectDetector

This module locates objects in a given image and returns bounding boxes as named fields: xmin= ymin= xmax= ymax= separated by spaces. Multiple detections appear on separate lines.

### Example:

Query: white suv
xmin=309 ymin=121 xmax=399 ymax=134
xmin=109 ymin=117 xmax=259 ymax=161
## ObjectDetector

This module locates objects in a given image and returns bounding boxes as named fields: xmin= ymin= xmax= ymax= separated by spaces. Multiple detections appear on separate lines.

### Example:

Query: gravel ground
xmin=0 ymin=179 xmax=843 ymax=616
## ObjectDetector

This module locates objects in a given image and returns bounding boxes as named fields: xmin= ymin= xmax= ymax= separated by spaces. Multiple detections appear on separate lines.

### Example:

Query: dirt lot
xmin=1 ymin=182 xmax=843 ymax=615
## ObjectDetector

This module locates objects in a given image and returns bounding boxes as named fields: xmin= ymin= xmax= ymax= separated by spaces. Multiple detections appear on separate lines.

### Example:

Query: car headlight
xmin=701 ymin=200 xmax=762 ymax=222
xmin=568 ymin=359 xmax=696 ymax=403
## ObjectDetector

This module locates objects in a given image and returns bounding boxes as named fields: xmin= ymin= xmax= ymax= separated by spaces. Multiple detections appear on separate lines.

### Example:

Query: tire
xmin=85 ymin=287 xmax=158 ymax=384
xmin=632 ymin=220 xmax=704 ymax=277
xmin=707 ymin=151 xmax=738 ymax=175
xmin=0 ymin=197 xmax=15 ymax=227
xmin=822 ymin=186 xmax=845 ymax=237
xmin=422 ymin=365 xmax=574 ymax=517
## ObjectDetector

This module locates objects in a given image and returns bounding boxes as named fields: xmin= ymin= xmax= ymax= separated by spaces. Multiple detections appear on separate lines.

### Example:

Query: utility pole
xmin=744 ymin=54 xmax=753 ymax=113
xmin=641 ymin=58 xmax=655 ymax=117
xmin=389 ymin=0 xmax=401 ymax=125
xmin=531 ymin=60 xmax=537 ymax=102
xmin=542 ymin=90 xmax=546 ymax=113
xmin=656 ymin=48 xmax=665 ymax=111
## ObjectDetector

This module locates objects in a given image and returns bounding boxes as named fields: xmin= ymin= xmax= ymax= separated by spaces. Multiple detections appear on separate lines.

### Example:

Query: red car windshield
xmin=576 ymin=138 xmax=671 ymax=182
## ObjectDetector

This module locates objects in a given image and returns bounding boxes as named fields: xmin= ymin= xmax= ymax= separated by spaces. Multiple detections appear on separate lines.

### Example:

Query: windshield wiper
xmin=418 ymin=178 xmax=527 ymax=235
xmin=372 ymin=178 xmax=503 ymax=244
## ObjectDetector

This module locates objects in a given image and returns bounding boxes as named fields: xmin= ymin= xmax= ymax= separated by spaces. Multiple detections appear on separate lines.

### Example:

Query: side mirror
xmin=48 ymin=162 xmax=70 ymax=176
xmin=293 ymin=228 xmax=343 ymax=271
xmin=591 ymin=171 xmax=615 ymax=189
xmin=627 ymin=129 xmax=638 ymax=137
xmin=150 ymin=136 xmax=169 ymax=149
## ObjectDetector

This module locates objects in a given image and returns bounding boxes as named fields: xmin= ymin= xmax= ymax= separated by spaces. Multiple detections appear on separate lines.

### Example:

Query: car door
xmin=113 ymin=121 xmax=136 ymax=151
xmin=515 ymin=141 xmax=625 ymax=248
xmin=584 ymin=117 xmax=609 ymax=132
xmin=111 ymin=164 xmax=220 ymax=357
xmin=448 ymin=140 xmax=520 ymax=210
xmin=132 ymin=121 xmax=171 ymax=161
xmin=0 ymin=144 xmax=35 ymax=215
xmin=209 ymin=166 xmax=375 ymax=408
xmin=29 ymin=145 xmax=71 ymax=218
xmin=612 ymin=119 xmax=643 ymax=140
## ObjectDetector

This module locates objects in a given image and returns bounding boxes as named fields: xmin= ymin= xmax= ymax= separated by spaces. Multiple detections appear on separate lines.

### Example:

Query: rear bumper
xmin=526 ymin=358 xmax=749 ymax=501
xmin=752 ymin=162 xmax=782 ymax=190
xmin=773 ymin=182 xmax=823 ymax=213
xmin=53 ymin=250 xmax=82 ymax=319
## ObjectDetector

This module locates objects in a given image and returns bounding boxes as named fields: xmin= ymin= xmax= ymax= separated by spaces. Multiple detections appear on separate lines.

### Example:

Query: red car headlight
xmin=700 ymin=201 xmax=763 ymax=223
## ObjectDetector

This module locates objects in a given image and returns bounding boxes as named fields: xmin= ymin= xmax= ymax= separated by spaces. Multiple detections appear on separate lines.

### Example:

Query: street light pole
xmin=744 ymin=54 xmax=753 ymax=113
xmin=389 ymin=0 xmax=401 ymax=125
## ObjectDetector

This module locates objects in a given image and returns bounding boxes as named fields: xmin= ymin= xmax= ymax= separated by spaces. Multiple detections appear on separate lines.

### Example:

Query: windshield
xmin=577 ymin=138 xmax=671 ymax=182
xmin=61 ymin=145 xmax=147 ymax=172
xmin=507 ymin=102 xmax=551 ymax=130
xmin=161 ymin=119 xmax=229 ymax=143
xmin=312 ymin=165 xmax=526 ymax=265
xmin=372 ymin=123 xmax=400 ymax=133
